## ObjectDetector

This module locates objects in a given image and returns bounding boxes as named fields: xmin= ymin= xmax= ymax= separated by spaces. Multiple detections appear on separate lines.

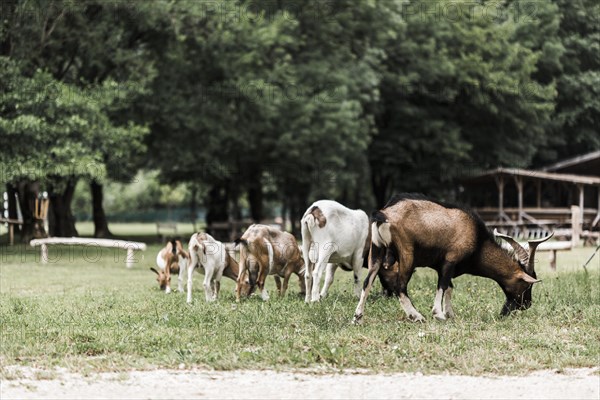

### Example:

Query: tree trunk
xmin=91 ymin=180 xmax=112 ymax=238
xmin=289 ymin=189 xmax=309 ymax=238
xmin=247 ymin=177 xmax=263 ymax=223
xmin=16 ymin=181 xmax=47 ymax=242
xmin=49 ymin=179 xmax=78 ymax=237
xmin=6 ymin=183 xmax=19 ymax=228
xmin=189 ymin=184 xmax=198 ymax=233
xmin=289 ymin=195 xmax=299 ymax=238
xmin=229 ymin=181 xmax=242 ymax=221
xmin=205 ymin=183 xmax=229 ymax=241
xmin=371 ymin=169 xmax=391 ymax=209
xmin=280 ymin=197 xmax=288 ymax=231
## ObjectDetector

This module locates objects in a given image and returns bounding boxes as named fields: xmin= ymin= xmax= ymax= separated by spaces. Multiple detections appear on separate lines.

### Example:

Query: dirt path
xmin=1 ymin=367 xmax=598 ymax=399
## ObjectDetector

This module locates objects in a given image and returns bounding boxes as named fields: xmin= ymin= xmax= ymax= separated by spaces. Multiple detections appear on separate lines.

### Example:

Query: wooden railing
xmin=0 ymin=218 xmax=23 ymax=246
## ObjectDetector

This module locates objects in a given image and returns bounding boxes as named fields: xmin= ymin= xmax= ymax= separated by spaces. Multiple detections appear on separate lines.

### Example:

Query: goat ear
xmin=150 ymin=267 xmax=160 ymax=275
xmin=494 ymin=229 xmax=529 ymax=265
xmin=519 ymin=272 xmax=541 ymax=284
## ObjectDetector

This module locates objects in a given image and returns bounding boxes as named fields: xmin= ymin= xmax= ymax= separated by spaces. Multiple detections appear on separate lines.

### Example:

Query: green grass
xmin=75 ymin=221 xmax=201 ymax=242
xmin=0 ymin=242 xmax=598 ymax=376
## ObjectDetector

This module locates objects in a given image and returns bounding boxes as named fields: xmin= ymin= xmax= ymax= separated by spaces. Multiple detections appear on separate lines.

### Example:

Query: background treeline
xmin=1 ymin=0 xmax=598 ymax=240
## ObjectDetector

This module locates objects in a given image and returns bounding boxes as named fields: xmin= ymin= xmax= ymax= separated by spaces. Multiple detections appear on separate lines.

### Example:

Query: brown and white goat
xmin=187 ymin=232 xmax=254 ymax=303
xmin=353 ymin=193 xmax=553 ymax=324
xmin=235 ymin=224 xmax=306 ymax=301
xmin=150 ymin=239 xmax=190 ymax=294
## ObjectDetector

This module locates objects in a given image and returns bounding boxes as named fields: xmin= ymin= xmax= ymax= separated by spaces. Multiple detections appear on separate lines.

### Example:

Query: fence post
xmin=126 ymin=248 xmax=134 ymax=268
xmin=571 ymin=205 xmax=581 ymax=247
xmin=41 ymin=243 xmax=48 ymax=264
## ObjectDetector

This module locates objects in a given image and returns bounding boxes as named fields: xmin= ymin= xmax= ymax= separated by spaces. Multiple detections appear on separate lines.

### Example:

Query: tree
xmin=144 ymin=1 xmax=387 ymax=235
xmin=0 ymin=58 xmax=147 ymax=239
xmin=1 ymin=1 xmax=151 ymax=238
xmin=368 ymin=0 xmax=557 ymax=205
xmin=548 ymin=0 xmax=600 ymax=160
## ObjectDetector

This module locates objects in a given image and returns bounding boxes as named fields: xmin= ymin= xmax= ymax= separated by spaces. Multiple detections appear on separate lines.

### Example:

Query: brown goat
xmin=235 ymin=224 xmax=306 ymax=301
xmin=150 ymin=239 xmax=189 ymax=293
xmin=353 ymin=193 xmax=553 ymax=323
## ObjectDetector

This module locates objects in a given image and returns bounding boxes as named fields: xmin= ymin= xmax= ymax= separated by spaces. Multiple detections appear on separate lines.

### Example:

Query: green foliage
xmin=369 ymin=0 xmax=559 ymax=203
xmin=0 ymin=1 xmax=151 ymax=187
xmin=144 ymin=0 xmax=386 ymax=211
xmin=0 ymin=58 xmax=148 ymax=186
xmin=550 ymin=0 xmax=600 ymax=159
xmin=2 ymin=0 xmax=598 ymax=220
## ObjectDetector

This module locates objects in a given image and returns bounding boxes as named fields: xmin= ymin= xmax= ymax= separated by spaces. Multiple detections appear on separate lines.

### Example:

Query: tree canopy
xmin=1 ymin=0 xmax=598 ymax=239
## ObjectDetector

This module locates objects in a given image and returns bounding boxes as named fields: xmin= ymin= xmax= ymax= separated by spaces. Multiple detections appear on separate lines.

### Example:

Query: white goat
xmin=187 ymin=232 xmax=253 ymax=303
xmin=301 ymin=200 xmax=369 ymax=302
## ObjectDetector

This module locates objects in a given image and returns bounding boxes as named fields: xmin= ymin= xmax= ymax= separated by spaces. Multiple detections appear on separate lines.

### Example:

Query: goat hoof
xmin=409 ymin=314 xmax=425 ymax=323
xmin=352 ymin=314 xmax=363 ymax=325
xmin=433 ymin=312 xmax=447 ymax=321
xmin=445 ymin=311 xmax=455 ymax=319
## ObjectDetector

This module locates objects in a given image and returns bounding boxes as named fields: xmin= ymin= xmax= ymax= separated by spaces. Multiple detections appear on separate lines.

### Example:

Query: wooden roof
xmin=464 ymin=167 xmax=600 ymax=186
xmin=542 ymin=151 xmax=600 ymax=177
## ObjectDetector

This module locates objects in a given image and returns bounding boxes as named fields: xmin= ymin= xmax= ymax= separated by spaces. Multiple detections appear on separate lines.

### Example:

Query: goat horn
xmin=150 ymin=267 xmax=160 ymax=275
xmin=526 ymin=231 xmax=554 ymax=275
xmin=494 ymin=229 xmax=529 ymax=265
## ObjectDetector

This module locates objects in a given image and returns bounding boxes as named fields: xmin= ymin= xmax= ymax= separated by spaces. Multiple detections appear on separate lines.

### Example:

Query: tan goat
xmin=234 ymin=224 xmax=306 ymax=301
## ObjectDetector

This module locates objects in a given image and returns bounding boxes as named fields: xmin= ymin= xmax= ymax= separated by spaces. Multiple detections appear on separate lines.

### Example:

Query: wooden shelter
xmin=462 ymin=152 xmax=600 ymax=243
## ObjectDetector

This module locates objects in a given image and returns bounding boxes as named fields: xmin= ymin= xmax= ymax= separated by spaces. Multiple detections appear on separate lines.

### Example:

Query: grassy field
xmin=0 ymin=239 xmax=598 ymax=376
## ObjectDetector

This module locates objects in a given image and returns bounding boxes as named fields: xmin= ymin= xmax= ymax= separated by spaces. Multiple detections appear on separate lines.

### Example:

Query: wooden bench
xmin=30 ymin=237 xmax=147 ymax=268
xmin=156 ymin=222 xmax=177 ymax=240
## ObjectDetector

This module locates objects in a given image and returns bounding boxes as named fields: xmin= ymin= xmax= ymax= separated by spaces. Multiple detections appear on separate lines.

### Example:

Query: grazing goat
xmin=235 ymin=224 xmax=305 ymax=301
xmin=150 ymin=239 xmax=189 ymax=294
xmin=301 ymin=200 xmax=369 ymax=302
xmin=187 ymin=232 xmax=254 ymax=303
xmin=353 ymin=193 xmax=553 ymax=324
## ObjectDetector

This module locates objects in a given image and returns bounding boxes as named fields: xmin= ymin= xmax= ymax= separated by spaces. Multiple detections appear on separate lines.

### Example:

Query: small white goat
xmin=187 ymin=232 xmax=254 ymax=303
xmin=301 ymin=200 xmax=369 ymax=302
xmin=150 ymin=239 xmax=189 ymax=294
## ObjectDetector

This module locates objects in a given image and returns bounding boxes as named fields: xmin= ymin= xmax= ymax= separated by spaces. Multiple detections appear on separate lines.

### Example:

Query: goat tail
xmin=234 ymin=238 xmax=248 ymax=247
xmin=301 ymin=212 xmax=317 ymax=231
xmin=301 ymin=215 xmax=317 ymax=265
xmin=371 ymin=210 xmax=392 ymax=247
